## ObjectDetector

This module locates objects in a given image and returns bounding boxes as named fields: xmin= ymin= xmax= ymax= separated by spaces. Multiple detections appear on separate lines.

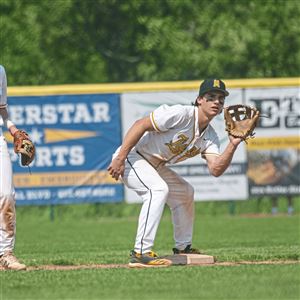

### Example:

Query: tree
xmin=1 ymin=0 xmax=299 ymax=85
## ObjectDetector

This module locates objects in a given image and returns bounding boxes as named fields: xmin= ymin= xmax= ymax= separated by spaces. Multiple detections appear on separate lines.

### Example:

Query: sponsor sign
xmin=246 ymin=87 xmax=300 ymax=196
xmin=6 ymin=94 xmax=123 ymax=205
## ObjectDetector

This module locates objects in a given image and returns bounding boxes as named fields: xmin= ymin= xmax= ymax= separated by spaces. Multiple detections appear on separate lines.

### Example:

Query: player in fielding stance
xmin=108 ymin=79 xmax=242 ymax=267
xmin=0 ymin=65 xmax=26 ymax=270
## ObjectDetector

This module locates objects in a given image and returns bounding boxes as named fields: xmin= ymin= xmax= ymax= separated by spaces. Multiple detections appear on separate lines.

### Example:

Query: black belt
xmin=136 ymin=150 xmax=165 ymax=169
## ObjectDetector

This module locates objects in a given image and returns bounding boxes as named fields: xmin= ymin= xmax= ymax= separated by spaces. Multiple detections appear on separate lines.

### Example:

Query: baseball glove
xmin=224 ymin=105 xmax=260 ymax=141
xmin=13 ymin=130 xmax=35 ymax=166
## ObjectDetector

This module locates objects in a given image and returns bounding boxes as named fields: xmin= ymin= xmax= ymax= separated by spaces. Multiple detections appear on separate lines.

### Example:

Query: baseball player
xmin=0 ymin=65 xmax=26 ymax=270
xmin=108 ymin=79 xmax=242 ymax=268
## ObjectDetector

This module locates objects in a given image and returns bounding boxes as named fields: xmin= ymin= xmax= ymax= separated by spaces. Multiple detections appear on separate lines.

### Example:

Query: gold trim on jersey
xmin=151 ymin=111 xmax=161 ymax=132
xmin=201 ymin=152 xmax=220 ymax=158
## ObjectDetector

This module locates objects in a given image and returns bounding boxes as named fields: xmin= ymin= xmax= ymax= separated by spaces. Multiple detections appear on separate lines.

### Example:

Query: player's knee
xmin=0 ymin=195 xmax=16 ymax=215
xmin=0 ymin=195 xmax=16 ymax=237
xmin=0 ymin=194 xmax=15 ymax=205
xmin=153 ymin=182 xmax=169 ymax=202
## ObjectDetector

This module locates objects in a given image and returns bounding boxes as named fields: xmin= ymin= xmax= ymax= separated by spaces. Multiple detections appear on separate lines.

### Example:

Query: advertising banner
xmin=246 ymin=87 xmax=300 ymax=196
xmin=6 ymin=80 xmax=298 ymax=206
xmin=6 ymin=94 xmax=123 ymax=205
xmin=121 ymin=89 xmax=248 ymax=203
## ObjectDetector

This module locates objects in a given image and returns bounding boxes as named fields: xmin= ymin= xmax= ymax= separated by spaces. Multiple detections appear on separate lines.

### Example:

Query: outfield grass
xmin=1 ymin=201 xmax=299 ymax=300
xmin=2 ymin=264 xmax=299 ymax=300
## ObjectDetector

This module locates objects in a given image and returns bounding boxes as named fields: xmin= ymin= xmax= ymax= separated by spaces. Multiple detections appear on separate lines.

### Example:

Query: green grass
xmin=1 ymin=200 xmax=300 ymax=300
xmin=2 ymin=265 xmax=300 ymax=300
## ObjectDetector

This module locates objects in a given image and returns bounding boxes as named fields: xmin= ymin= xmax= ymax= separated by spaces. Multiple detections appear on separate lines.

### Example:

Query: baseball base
xmin=163 ymin=254 xmax=215 ymax=265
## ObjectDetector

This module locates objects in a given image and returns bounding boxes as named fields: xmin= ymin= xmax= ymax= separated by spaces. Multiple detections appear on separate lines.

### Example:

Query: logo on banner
xmin=251 ymin=97 xmax=299 ymax=128
xmin=6 ymin=97 xmax=119 ymax=170
xmin=7 ymin=94 xmax=123 ymax=203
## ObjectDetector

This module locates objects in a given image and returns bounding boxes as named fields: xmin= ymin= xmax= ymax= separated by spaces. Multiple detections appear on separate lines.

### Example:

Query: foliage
xmin=1 ymin=0 xmax=299 ymax=85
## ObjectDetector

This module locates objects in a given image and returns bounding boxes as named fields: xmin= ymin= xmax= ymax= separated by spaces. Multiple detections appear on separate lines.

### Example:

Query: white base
xmin=163 ymin=254 xmax=215 ymax=265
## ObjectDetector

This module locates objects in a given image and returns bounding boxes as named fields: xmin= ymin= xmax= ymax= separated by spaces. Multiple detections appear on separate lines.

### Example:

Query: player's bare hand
xmin=229 ymin=135 xmax=243 ymax=147
xmin=107 ymin=157 xmax=125 ymax=180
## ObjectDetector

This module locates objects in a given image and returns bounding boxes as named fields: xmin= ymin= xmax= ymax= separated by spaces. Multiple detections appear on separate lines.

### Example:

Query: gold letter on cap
xmin=213 ymin=80 xmax=220 ymax=88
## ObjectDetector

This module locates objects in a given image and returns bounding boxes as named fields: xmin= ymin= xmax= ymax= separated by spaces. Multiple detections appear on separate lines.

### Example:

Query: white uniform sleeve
xmin=201 ymin=127 xmax=220 ymax=157
xmin=0 ymin=65 xmax=8 ymax=108
xmin=150 ymin=104 xmax=187 ymax=132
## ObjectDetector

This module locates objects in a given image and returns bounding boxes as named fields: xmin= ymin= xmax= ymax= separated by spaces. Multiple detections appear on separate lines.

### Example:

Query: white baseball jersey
xmin=134 ymin=104 xmax=220 ymax=167
xmin=0 ymin=65 xmax=16 ymax=256
xmin=116 ymin=104 xmax=222 ymax=254
xmin=0 ymin=65 xmax=8 ymax=135
xmin=113 ymin=104 xmax=222 ymax=254
xmin=0 ymin=65 xmax=7 ymax=108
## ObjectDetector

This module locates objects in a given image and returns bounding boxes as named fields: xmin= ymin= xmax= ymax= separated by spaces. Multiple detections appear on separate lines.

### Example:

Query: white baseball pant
xmin=0 ymin=136 xmax=16 ymax=256
xmin=123 ymin=151 xmax=194 ymax=254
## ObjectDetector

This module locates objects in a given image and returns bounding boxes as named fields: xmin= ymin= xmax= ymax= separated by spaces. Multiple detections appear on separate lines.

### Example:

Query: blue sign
xmin=7 ymin=93 xmax=123 ymax=205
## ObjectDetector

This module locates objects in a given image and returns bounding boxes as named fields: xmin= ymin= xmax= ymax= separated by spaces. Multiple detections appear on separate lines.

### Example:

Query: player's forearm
xmin=117 ymin=119 xmax=150 ymax=161
xmin=210 ymin=142 xmax=238 ymax=177
xmin=9 ymin=125 xmax=18 ymax=136
xmin=0 ymin=108 xmax=18 ymax=136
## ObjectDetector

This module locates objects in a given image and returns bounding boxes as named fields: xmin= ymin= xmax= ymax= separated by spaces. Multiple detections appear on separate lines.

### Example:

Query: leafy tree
xmin=0 ymin=0 xmax=299 ymax=85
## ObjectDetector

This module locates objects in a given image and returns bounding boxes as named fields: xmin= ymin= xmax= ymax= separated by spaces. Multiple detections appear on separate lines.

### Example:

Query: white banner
xmin=245 ymin=87 xmax=299 ymax=137
xmin=245 ymin=87 xmax=300 ymax=196
xmin=121 ymin=89 xmax=248 ymax=203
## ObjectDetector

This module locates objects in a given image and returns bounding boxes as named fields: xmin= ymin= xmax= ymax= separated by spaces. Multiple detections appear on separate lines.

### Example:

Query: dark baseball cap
xmin=199 ymin=79 xmax=229 ymax=97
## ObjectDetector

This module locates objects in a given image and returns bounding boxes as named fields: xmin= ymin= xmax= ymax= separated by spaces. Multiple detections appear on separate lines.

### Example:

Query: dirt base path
xmin=1 ymin=260 xmax=299 ymax=271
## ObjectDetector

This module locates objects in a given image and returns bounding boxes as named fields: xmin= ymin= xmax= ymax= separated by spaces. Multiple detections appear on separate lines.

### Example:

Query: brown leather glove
xmin=224 ymin=105 xmax=260 ymax=141
xmin=13 ymin=130 xmax=35 ymax=166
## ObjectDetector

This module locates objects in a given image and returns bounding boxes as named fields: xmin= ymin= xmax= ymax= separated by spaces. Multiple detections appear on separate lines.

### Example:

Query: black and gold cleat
xmin=172 ymin=244 xmax=202 ymax=254
xmin=129 ymin=250 xmax=172 ymax=268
